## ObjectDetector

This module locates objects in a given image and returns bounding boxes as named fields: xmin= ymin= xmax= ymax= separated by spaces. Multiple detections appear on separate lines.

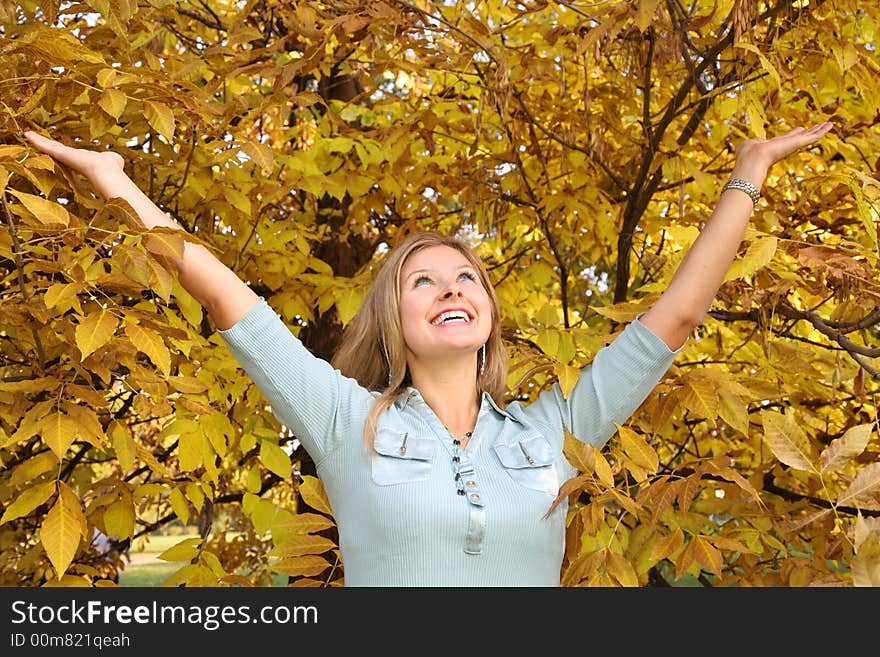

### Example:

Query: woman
xmin=23 ymin=122 xmax=832 ymax=586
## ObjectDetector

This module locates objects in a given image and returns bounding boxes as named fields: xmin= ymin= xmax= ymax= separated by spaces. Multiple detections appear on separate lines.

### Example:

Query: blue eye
xmin=414 ymin=275 xmax=431 ymax=286
xmin=458 ymin=271 xmax=476 ymax=282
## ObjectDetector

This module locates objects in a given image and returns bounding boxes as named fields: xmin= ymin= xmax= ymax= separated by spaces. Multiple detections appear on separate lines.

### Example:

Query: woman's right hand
xmin=24 ymin=131 xmax=127 ymax=199
xmin=22 ymin=129 xmax=260 ymax=329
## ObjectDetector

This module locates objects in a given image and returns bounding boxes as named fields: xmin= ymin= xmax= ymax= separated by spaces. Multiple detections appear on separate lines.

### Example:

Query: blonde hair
xmin=331 ymin=231 xmax=507 ymax=450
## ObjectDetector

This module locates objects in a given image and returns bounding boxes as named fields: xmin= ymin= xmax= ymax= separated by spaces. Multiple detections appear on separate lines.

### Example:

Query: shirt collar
xmin=394 ymin=387 xmax=520 ymax=422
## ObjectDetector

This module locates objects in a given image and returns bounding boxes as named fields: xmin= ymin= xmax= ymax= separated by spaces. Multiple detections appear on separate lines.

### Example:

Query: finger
xmin=24 ymin=131 xmax=85 ymax=167
xmin=24 ymin=131 xmax=66 ymax=157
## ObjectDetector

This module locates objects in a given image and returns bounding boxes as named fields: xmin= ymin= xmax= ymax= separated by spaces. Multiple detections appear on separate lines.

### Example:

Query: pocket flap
xmin=374 ymin=427 xmax=434 ymax=461
xmin=493 ymin=434 xmax=555 ymax=469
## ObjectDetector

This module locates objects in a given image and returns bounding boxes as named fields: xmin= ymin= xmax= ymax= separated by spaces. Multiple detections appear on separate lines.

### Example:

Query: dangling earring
xmin=480 ymin=343 xmax=487 ymax=377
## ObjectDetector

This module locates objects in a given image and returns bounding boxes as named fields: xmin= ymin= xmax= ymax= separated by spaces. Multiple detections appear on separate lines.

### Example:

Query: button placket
xmin=406 ymin=391 xmax=488 ymax=554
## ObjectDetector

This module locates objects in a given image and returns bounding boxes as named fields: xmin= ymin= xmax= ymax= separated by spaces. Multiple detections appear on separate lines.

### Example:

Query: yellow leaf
xmin=272 ymin=512 xmax=336 ymax=540
xmin=242 ymin=492 xmax=277 ymax=535
xmin=103 ymin=498 xmax=135 ymax=540
xmin=75 ymin=310 xmax=118 ymax=360
xmin=634 ymin=0 xmax=660 ymax=32
xmin=8 ymin=451 xmax=58 ymax=487
xmin=700 ymin=458 xmax=763 ymax=505
xmin=147 ymin=256 xmax=174 ymax=302
xmin=268 ymin=534 xmax=336 ymax=558
xmin=837 ymin=462 xmax=880 ymax=510
xmin=846 ymin=178 xmax=878 ymax=256
xmin=0 ymin=481 xmax=56 ymax=524
xmin=142 ymin=228 xmax=185 ymax=260
xmin=851 ymin=533 xmax=880 ymax=587
xmin=617 ymin=424 xmax=659 ymax=474
xmin=760 ymin=410 xmax=818 ymax=473
xmin=690 ymin=535 xmax=723 ymax=578
xmin=270 ymin=555 xmax=331 ymax=577
xmin=589 ymin=299 xmax=651 ymax=323
xmin=157 ymin=537 xmax=201 ymax=562
xmin=200 ymin=412 xmax=230 ymax=458
xmin=605 ymin=550 xmax=639 ymax=586
xmin=593 ymin=449 xmax=615 ymax=488
xmin=43 ymin=574 xmax=92 ymax=587
xmin=41 ymin=482 xmax=87 ymax=580
xmin=44 ymin=282 xmax=83 ymax=310
xmin=0 ymin=377 xmax=60 ymax=395
xmin=718 ymin=388 xmax=749 ymax=436
xmin=41 ymin=411 xmax=80 ymax=459
xmin=223 ymin=187 xmax=251 ymax=215
xmin=682 ymin=374 xmax=719 ymax=419
xmin=241 ymin=140 xmax=275 ymax=174
xmin=17 ymin=29 xmax=105 ymax=65
xmin=135 ymin=444 xmax=168 ymax=475
xmin=735 ymin=42 xmax=781 ymax=89
xmin=563 ymin=430 xmax=593 ymax=473
xmin=168 ymin=375 xmax=208 ymax=395
xmin=177 ymin=432 xmax=206 ymax=472
xmin=164 ymin=563 xmax=214 ymax=587
xmin=724 ymin=236 xmax=777 ymax=282
xmin=650 ymin=527 xmax=684 ymax=562
xmin=639 ymin=476 xmax=680 ymax=523
xmin=200 ymin=551 xmax=226 ymax=578
xmin=554 ymin=362 xmax=579 ymax=399
xmin=335 ymin=288 xmax=362 ymax=326
xmin=63 ymin=403 xmax=105 ymax=449
xmin=125 ymin=320 xmax=171 ymax=376
xmin=561 ymin=548 xmax=605 ymax=586
xmin=246 ymin=465 xmax=261 ymax=493
xmin=536 ymin=329 xmax=560 ymax=358
xmin=260 ymin=440 xmax=291 ymax=478
xmin=708 ymin=536 xmax=754 ymax=554
xmin=7 ymin=189 xmax=70 ymax=227
xmin=108 ymin=421 xmax=136 ymax=471
xmin=298 ymin=475 xmax=333 ymax=515
xmin=169 ymin=486 xmax=190 ymax=525
xmin=98 ymin=88 xmax=127 ymax=119
xmin=96 ymin=68 xmax=118 ymax=88
xmin=185 ymin=483 xmax=205 ymax=512
xmin=820 ymin=422 xmax=874 ymax=474
xmin=172 ymin=280 xmax=203 ymax=328
xmin=144 ymin=100 xmax=175 ymax=141
xmin=0 ymin=145 xmax=27 ymax=160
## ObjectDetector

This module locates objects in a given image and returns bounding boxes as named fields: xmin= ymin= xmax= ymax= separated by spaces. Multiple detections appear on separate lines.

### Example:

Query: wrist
xmin=729 ymin=162 xmax=769 ymax=190
xmin=722 ymin=178 xmax=761 ymax=206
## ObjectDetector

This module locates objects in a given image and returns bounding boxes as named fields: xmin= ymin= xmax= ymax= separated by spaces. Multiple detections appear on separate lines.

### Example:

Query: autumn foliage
xmin=1 ymin=0 xmax=879 ymax=587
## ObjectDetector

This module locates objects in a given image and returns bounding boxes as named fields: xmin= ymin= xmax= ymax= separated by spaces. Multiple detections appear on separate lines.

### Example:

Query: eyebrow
xmin=404 ymin=264 xmax=474 ymax=280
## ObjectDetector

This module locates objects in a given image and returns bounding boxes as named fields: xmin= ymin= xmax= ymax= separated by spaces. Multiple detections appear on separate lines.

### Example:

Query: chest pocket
xmin=372 ymin=427 xmax=435 ymax=486
xmin=493 ymin=434 xmax=559 ymax=495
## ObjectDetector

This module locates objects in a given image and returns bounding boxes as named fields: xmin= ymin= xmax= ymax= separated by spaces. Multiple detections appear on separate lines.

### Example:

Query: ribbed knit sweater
xmin=219 ymin=299 xmax=678 ymax=586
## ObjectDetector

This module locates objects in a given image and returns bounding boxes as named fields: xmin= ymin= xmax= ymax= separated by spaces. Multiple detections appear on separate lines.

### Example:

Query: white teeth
xmin=431 ymin=311 xmax=471 ymax=325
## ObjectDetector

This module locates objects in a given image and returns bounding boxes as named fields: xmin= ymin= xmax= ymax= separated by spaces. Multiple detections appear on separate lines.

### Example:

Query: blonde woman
xmin=24 ymin=122 xmax=832 ymax=586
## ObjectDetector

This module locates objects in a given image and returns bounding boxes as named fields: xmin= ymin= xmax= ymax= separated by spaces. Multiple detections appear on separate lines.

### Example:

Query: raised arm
xmin=639 ymin=123 xmax=834 ymax=350
xmin=23 ymin=131 xmax=259 ymax=330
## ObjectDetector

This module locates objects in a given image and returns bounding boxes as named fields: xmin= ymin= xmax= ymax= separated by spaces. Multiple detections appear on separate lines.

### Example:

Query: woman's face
xmin=398 ymin=245 xmax=493 ymax=363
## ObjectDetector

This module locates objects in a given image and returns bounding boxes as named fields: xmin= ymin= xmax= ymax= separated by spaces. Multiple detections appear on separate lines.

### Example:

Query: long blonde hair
xmin=331 ymin=231 xmax=507 ymax=450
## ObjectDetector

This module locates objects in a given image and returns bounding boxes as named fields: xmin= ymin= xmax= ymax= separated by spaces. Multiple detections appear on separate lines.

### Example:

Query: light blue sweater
xmin=219 ymin=299 xmax=678 ymax=586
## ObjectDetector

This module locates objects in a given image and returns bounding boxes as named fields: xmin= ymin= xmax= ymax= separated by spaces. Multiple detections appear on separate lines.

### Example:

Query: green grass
xmin=117 ymin=533 xmax=289 ymax=587
xmin=117 ymin=533 xmax=195 ymax=587
xmin=118 ymin=561 xmax=179 ymax=587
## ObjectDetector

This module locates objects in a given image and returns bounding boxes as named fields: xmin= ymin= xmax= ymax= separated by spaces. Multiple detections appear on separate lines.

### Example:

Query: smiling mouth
xmin=431 ymin=310 xmax=473 ymax=326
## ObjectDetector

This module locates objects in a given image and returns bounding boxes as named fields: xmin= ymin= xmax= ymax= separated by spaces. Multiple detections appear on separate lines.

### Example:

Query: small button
xmin=466 ymin=480 xmax=476 ymax=487
xmin=469 ymin=493 xmax=480 ymax=502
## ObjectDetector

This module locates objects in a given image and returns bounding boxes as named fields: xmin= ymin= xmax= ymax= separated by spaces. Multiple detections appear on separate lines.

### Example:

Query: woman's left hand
xmin=730 ymin=122 xmax=834 ymax=189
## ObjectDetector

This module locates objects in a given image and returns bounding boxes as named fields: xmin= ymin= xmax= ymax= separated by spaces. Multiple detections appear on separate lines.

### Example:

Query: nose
xmin=441 ymin=281 xmax=462 ymax=298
